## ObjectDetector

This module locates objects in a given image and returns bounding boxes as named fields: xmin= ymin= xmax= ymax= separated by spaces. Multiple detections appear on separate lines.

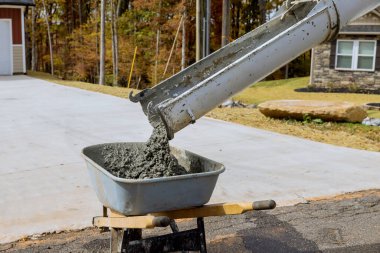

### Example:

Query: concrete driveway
xmin=1 ymin=75 xmax=379 ymax=244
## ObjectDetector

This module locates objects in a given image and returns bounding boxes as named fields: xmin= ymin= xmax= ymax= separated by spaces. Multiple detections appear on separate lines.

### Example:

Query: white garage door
xmin=0 ymin=20 xmax=12 ymax=76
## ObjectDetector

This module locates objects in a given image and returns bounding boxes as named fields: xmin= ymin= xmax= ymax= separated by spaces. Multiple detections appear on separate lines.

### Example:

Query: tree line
xmin=26 ymin=0 xmax=310 ymax=89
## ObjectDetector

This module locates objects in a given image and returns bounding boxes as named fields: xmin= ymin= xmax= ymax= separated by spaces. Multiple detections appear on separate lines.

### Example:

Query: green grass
xmin=368 ymin=110 xmax=380 ymax=118
xmin=234 ymin=77 xmax=380 ymax=118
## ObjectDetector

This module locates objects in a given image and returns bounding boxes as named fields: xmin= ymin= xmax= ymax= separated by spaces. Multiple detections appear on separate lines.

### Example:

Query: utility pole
xmin=196 ymin=0 xmax=210 ymax=61
xmin=222 ymin=0 xmax=230 ymax=47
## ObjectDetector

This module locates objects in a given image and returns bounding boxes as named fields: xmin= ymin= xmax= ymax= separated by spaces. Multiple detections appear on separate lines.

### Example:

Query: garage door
xmin=0 ymin=20 xmax=12 ymax=75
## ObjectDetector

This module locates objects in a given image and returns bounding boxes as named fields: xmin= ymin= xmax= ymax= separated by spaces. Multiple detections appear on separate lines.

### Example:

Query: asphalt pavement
xmin=2 ymin=190 xmax=379 ymax=252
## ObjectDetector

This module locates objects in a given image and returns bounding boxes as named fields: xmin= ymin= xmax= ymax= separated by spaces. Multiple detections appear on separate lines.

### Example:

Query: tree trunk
xmin=70 ymin=0 xmax=74 ymax=32
xmin=204 ymin=0 xmax=210 ymax=56
xmin=78 ymin=0 xmax=85 ymax=72
xmin=196 ymin=0 xmax=202 ymax=61
xmin=42 ymin=0 xmax=54 ymax=75
xmin=285 ymin=64 xmax=289 ymax=79
xmin=154 ymin=0 xmax=162 ymax=84
xmin=111 ymin=0 xmax=120 ymax=86
xmin=232 ymin=4 xmax=236 ymax=38
xmin=236 ymin=3 xmax=240 ymax=38
xmin=31 ymin=7 xmax=36 ymax=71
xmin=95 ymin=1 xmax=99 ymax=83
xmin=181 ymin=1 xmax=186 ymax=70
xmin=99 ymin=0 xmax=106 ymax=85
xmin=36 ymin=26 xmax=40 ymax=70
xmin=259 ymin=0 xmax=266 ymax=25
xmin=222 ymin=0 xmax=230 ymax=47
xmin=78 ymin=0 xmax=82 ymax=25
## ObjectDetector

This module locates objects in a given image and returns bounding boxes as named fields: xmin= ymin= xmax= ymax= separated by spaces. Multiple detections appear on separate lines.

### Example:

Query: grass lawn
xmin=29 ymin=72 xmax=380 ymax=152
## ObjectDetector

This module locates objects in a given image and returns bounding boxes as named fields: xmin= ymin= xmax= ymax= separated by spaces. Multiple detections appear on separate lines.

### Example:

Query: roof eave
xmin=0 ymin=2 xmax=35 ymax=6
xmin=340 ymin=32 xmax=380 ymax=35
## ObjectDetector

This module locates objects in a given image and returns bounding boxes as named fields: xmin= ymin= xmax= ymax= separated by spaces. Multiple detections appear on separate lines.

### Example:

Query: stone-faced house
xmin=310 ymin=7 xmax=380 ymax=93
xmin=0 ymin=0 xmax=34 ymax=75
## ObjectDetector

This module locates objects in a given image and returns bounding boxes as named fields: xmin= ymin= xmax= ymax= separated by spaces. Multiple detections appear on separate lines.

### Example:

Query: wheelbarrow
xmin=82 ymin=142 xmax=226 ymax=215
xmin=82 ymin=143 xmax=276 ymax=252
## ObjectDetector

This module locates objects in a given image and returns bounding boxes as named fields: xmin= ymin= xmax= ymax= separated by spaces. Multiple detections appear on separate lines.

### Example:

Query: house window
xmin=336 ymin=40 xmax=377 ymax=71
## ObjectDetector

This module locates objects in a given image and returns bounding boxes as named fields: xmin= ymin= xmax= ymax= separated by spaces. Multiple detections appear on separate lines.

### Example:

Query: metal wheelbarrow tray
xmin=82 ymin=143 xmax=225 ymax=215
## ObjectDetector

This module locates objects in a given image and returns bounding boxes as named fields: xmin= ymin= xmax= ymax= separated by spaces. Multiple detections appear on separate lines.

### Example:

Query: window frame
xmin=335 ymin=39 xmax=377 ymax=72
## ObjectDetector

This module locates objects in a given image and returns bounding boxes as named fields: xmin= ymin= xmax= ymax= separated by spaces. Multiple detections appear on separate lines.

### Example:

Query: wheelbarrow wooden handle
xmin=151 ymin=200 xmax=277 ymax=219
xmin=93 ymin=215 xmax=171 ymax=229
xmin=252 ymin=200 xmax=276 ymax=210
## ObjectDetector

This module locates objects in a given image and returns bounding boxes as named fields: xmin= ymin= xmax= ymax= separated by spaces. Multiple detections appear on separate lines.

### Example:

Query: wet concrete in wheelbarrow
xmin=2 ymin=190 xmax=380 ymax=253
xmin=103 ymin=124 xmax=187 ymax=179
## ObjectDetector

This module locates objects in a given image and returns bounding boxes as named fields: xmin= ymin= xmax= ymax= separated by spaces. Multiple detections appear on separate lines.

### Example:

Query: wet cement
xmin=102 ymin=124 xmax=187 ymax=179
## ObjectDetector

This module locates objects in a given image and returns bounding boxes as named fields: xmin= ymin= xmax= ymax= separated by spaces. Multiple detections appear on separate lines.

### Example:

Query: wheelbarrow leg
xmin=197 ymin=218 xmax=207 ymax=253
xmin=120 ymin=229 xmax=142 ymax=253
xmin=110 ymin=228 xmax=124 ymax=253
xmin=169 ymin=219 xmax=179 ymax=233
xmin=101 ymin=206 xmax=109 ymax=233
xmin=169 ymin=220 xmax=188 ymax=253
xmin=110 ymin=228 xmax=142 ymax=253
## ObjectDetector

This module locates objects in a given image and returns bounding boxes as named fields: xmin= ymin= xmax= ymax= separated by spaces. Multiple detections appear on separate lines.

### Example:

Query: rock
xmin=364 ymin=103 xmax=380 ymax=111
xmin=362 ymin=117 xmax=380 ymax=126
xmin=219 ymin=100 xmax=256 ymax=109
xmin=258 ymin=100 xmax=367 ymax=123
xmin=246 ymin=104 xmax=258 ymax=109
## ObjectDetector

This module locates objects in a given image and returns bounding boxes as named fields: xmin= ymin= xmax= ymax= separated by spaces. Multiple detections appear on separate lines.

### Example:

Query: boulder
xmin=362 ymin=117 xmax=380 ymax=126
xmin=258 ymin=100 xmax=367 ymax=123
xmin=219 ymin=100 xmax=246 ymax=108
xmin=219 ymin=100 xmax=257 ymax=108
xmin=364 ymin=103 xmax=380 ymax=111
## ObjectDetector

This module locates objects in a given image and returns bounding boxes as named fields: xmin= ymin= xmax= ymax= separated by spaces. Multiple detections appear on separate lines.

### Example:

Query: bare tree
xmin=163 ymin=15 xmax=184 ymax=77
xmin=99 ymin=0 xmax=106 ymax=85
xmin=42 ymin=0 xmax=54 ymax=75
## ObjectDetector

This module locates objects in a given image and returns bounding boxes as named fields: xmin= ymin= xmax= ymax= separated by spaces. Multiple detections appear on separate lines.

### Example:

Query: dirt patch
xmin=307 ymin=189 xmax=380 ymax=202
xmin=103 ymin=123 xmax=187 ymax=179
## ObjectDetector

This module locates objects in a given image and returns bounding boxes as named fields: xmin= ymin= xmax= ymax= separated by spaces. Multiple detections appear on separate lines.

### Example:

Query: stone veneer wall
xmin=311 ymin=35 xmax=380 ymax=92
